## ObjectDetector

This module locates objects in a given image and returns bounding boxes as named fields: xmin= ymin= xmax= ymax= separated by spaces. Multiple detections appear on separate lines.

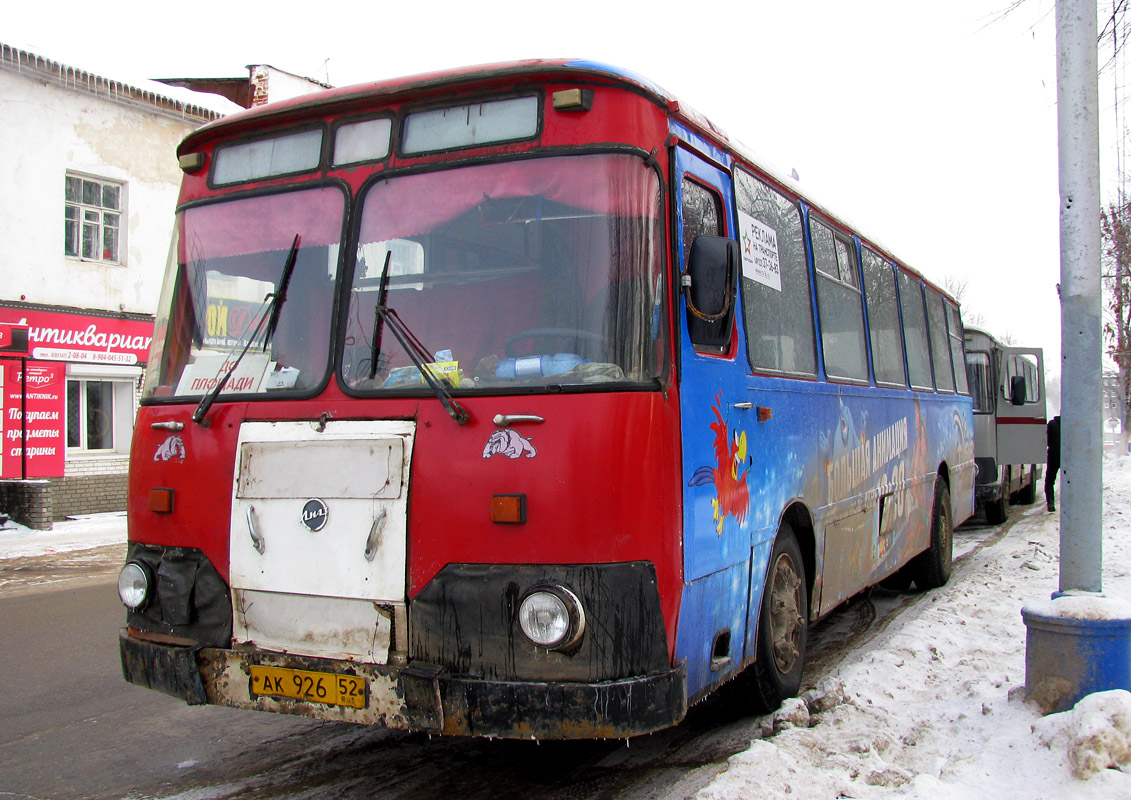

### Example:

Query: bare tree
xmin=1102 ymin=196 xmax=1131 ymax=450
xmin=943 ymin=275 xmax=986 ymax=329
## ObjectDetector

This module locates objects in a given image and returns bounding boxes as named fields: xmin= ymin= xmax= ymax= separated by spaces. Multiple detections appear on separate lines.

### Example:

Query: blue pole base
xmin=1021 ymin=595 xmax=1131 ymax=714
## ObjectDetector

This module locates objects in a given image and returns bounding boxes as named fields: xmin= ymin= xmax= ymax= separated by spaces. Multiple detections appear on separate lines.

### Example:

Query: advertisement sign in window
xmin=738 ymin=209 xmax=782 ymax=292
xmin=1 ymin=361 xmax=66 ymax=478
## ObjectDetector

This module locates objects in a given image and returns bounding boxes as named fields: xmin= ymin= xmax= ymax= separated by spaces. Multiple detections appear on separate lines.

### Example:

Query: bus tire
xmin=748 ymin=524 xmax=808 ymax=713
xmin=910 ymin=481 xmax=953 ymax=590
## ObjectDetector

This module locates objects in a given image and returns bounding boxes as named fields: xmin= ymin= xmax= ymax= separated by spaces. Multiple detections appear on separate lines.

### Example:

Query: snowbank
xmin=0 ymin=512 xmax=126 ymax=559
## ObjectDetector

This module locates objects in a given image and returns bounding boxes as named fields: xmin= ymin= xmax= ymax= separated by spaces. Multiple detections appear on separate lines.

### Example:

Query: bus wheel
xmin=910 ymin=481 xmax=953 ymax=590
xmin=748 ymin=524 xmax=808 ymax=713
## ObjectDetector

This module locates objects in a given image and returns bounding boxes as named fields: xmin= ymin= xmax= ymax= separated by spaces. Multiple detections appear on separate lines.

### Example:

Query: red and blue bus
xmin=118 ymin=60 xmax=975 ymax=739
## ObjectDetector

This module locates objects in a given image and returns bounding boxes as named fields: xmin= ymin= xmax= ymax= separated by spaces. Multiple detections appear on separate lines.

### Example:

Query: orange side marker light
xmin=491 ymin=494 xmax=526 ymax=524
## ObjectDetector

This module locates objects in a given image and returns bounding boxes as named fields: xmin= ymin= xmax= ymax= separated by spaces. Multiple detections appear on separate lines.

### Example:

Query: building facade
xmin=0 ymin=43 xmax=236 ymax=525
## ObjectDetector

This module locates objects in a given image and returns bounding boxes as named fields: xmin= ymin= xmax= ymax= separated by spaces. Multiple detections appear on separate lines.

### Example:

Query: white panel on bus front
xmin=228 ymin=420 xmax=414 ymax=661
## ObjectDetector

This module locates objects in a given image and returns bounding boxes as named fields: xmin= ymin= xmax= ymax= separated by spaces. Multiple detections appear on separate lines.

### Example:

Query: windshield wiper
xmin=366 ymin=252 xmax=468 ymax=425
xmin=376 ymin=305 xmax=470 ymax=425
xmin=262 ymin=234 xmax=301 ymax=349
xmin=192 ymin=234 xmax=301 ymax=427
xmin=368 ymin=250 xmax=393 ymax=380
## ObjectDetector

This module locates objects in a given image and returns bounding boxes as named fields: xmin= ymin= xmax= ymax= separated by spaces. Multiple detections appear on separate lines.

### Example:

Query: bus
xmin=118 ymin=60 xmax=975 ymax=739
xmin=963 ymin=327 xmax=1046 ymax=523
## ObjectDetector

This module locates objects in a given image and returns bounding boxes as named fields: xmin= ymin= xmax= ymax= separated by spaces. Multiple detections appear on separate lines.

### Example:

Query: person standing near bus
xmin=1046 ymin=415 xmax=1061 ymax=511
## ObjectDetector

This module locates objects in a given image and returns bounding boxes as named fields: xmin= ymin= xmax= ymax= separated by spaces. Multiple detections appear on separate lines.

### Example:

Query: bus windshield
xmin=341 ymin=154 xmax=665 ymax=392
xmin=143 ymin=186 xmax=345 ymax=400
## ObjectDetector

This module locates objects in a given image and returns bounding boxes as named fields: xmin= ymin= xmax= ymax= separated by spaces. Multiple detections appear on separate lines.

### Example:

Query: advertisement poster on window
xmin=1 ymin=360 xmax=66 ymax=479
xmin=737 ymin=209 xmax=782 ymax=292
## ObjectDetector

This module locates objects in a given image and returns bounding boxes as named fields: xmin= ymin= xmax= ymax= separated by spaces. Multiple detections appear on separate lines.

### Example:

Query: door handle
xmin=246 ymin=505 xmax=265 ymax=554
xmin=364 ymin=509 xmax=388 ymax=562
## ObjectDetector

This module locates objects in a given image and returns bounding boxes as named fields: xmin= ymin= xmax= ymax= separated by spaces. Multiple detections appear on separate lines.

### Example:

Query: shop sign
xmin=1 ymin=360 xmax=66 ymax=479
xmin=0 ymin=308 xmax=153 ymax=365
xmin=0 ymin=323 xmax=29 ymax=356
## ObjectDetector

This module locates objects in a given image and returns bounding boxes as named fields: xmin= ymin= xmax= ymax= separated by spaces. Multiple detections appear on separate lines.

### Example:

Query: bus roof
xmin=180 ymin=59 xmax=959 ymax=306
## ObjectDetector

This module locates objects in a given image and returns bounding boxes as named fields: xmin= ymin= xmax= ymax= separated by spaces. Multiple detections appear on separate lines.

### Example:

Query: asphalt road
xmin=0 ymin=516 xmax=1007 ymax=800
xmin=0 ymin=547 xmax=319 ymax=800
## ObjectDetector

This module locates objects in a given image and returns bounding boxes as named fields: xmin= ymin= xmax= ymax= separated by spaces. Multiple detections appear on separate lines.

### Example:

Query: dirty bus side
xmin=118 ymin=60 xmax=974 ymax=739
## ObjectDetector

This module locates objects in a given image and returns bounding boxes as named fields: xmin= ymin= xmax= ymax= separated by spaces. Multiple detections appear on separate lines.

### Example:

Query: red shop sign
xmin=0 ymin=308 xmax=153 ymax=365
xmin=1 ymin=360 xmax=66 ymax=479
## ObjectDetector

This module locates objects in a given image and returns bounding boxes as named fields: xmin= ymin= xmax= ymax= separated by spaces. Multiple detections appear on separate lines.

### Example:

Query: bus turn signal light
xmin=147 ymin=488 xmax=174 ymax=514
xmin=491 ymin=494 xmax=526 ymax=524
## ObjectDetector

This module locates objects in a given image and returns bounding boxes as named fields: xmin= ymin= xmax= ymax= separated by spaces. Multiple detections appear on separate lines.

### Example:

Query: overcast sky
xmin=11 ymin=0 xmax=1123 ymax=397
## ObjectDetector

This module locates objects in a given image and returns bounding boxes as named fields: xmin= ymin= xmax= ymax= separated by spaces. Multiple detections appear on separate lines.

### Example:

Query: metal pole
xmin=20 ymin=357 xmax=27 ymax=481
xmin=1057 ymin=0 xmax=1103 ymax=593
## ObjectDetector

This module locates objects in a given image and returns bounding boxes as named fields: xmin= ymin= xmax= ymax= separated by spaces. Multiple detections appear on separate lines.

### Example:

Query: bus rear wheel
xmin=747 ymin=524 xmax=808 ymax=713
xmin=910 ymin=480 xmax=953 ymax=590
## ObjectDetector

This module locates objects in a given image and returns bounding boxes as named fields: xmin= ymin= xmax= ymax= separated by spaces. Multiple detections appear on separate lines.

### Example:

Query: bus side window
xmin=681 ymin=178 xmax=722 ymax=264
xmin=945 ymin=301 xmax=969 ymax=394
xmin=811 ymin=218 xmax=868 ymax=383
xmin=897 ymin=271 xmax=934 ymax=391
xmin=861 ymin=248 xmax=906 ymax=387
xmin=925 ymin=288 xmax=956 ymax=393
xmin=966 ymin=351 xmax=993 ymax=412
xmin=681 ymin=178 xmax=731 ymax=352
xmin=734 ymin=168 xmax=816 ymax=377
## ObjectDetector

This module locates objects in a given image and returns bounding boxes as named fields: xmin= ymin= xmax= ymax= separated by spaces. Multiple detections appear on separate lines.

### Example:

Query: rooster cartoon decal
xmin=688 ymin=396 xmax=751 ymax=534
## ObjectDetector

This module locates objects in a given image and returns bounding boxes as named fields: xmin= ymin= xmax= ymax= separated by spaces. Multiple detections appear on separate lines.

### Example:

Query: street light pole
xmin=1057 ymin=0 xmax=1103 ymax=594
xmin=1022 ymin=0 xmax=1131 ymax=717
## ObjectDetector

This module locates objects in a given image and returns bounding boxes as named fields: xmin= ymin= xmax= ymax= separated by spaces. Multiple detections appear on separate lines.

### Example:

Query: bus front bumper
xmin=120 ymin=629 xmax=687 ymax=739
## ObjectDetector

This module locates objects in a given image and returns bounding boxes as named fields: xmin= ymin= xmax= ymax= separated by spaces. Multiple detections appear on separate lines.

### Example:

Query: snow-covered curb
xmin=0 ymin=512 xmax=126 ymax=559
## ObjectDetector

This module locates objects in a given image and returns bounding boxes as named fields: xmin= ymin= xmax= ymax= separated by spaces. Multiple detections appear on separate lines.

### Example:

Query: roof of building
xmin=0 ymin=40 xmax=244 ymax=121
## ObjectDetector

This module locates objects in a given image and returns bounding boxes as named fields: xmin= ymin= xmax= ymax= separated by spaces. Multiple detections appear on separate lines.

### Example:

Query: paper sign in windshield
xmin=738 ymin=210 xmax=782 ymax=292
xmin=176 ymin=352 xmax=271 ymax=396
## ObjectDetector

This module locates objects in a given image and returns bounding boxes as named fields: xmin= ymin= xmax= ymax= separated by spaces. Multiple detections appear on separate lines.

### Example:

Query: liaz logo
xmin=301 ymin=499 xmax=328 ymax=532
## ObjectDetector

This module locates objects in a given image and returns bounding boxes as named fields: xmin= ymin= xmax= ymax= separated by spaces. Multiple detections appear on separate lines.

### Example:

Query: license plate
xmin=249 ymin=665 xmax=366 ymax=709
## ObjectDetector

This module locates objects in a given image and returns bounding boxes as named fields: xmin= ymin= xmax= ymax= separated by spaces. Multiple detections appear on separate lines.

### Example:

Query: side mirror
xmin=683 ymin=235 xmax=738 ymax=350
xmin=1010 ymin=375 xmax=1027 ymax=406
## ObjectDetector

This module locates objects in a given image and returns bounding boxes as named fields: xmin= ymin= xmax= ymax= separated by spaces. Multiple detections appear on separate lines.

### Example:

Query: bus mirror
xmin=1010 ymin=375 xmax=1027 ymax=406
xmin=684 ymin=235 xmax=738 ymax=349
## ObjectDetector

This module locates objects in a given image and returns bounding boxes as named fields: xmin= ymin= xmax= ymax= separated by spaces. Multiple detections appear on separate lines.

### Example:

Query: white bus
xmin=964 ymin=327 xmax=1046 ymax=523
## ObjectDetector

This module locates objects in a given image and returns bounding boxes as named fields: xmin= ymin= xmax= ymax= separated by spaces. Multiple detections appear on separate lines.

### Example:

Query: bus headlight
xmin=517 ymin=585 xmax=585 ymax=650
xmin=118 ymin=562 xmax=152 ymax=610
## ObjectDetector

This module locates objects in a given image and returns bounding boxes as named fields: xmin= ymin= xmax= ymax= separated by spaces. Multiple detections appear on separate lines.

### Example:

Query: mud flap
xmin=400 ymin=661 xmax=445 ymax=732
xmin=119 ymin=630 xmax=207 ymax=705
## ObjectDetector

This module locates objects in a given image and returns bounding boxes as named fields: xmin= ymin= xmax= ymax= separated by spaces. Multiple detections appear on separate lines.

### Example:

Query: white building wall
xmin=0 ymin=68 xmax=198 ymax=316
xmin=250 ymin=65 xmax=328 ymax=106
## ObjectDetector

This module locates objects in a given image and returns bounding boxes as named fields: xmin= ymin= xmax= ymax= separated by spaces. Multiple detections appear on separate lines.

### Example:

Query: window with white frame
xmin=65 ymin=174 xmax=124 ymax=264
xmin=66 ymin=378 xmax=136 ymax=452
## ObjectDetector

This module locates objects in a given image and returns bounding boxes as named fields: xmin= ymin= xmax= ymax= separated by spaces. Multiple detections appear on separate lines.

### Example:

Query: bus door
xmin=672 ymin=144 xmax=752 ymax=697
xmin=996 ymin=347 xmax=1047 ymax=464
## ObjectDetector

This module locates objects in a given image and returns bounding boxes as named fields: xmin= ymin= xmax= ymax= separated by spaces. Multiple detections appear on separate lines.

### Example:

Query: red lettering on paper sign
xmin=1 ymin=361 xmax=66 ymax=478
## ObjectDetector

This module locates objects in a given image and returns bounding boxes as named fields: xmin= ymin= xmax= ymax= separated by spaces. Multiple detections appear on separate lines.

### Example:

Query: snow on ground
xmin=0 ymin=511 xmax=126 ymax=559
xmin=698 ymin=454 xmax=1131 ymax=799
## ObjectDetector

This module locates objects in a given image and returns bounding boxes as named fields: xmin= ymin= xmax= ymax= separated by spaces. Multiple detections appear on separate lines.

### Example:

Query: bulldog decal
xmin=482 ymin=429 xmax=537 ymax=459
